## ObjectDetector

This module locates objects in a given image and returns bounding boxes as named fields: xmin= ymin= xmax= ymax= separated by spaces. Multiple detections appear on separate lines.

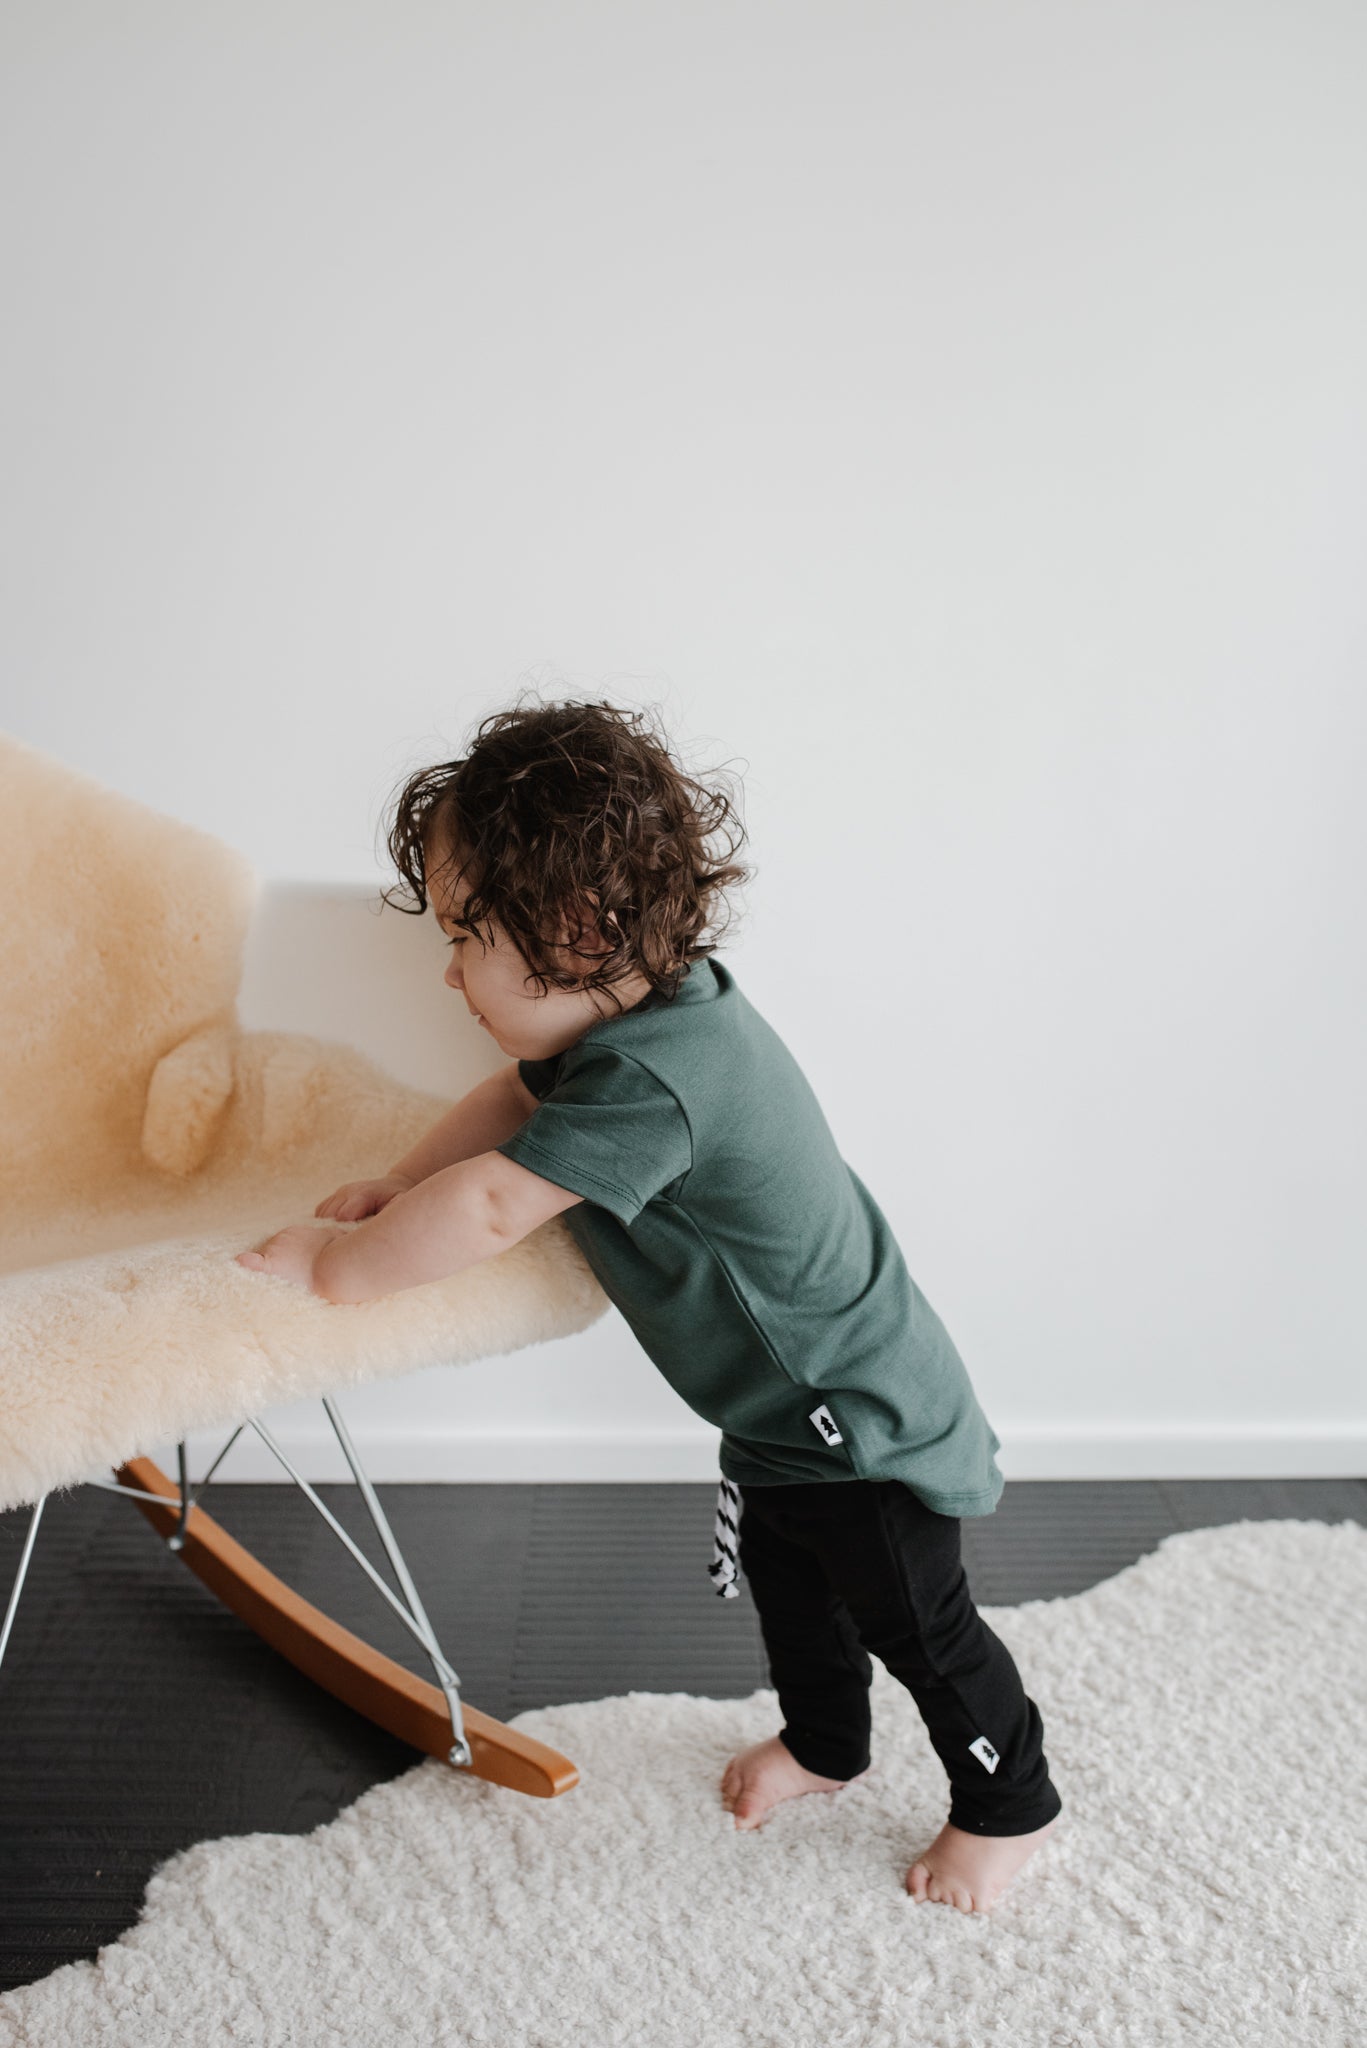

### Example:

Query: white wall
xmin=3 ymin=0 xmax=1363 ymax=1483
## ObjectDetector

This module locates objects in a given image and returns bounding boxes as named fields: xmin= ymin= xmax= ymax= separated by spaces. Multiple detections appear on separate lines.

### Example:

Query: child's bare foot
xmin=905 ymin=1814 xmax=1061 ymax=1913
xmin=721 ymin=1735 xmax=869 ymax=1831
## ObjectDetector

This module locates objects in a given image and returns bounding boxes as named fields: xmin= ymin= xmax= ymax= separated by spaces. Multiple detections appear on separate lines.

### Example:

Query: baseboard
xmin=146 ymin=1422 xmax=1367 ymax=1486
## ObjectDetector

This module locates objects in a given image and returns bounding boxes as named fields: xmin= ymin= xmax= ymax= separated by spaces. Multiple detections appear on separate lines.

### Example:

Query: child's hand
xmin=235 ymin=1222 xmax=348 ymax=1294
xmin=314 ymin=1174 xmax=416 ymax=1221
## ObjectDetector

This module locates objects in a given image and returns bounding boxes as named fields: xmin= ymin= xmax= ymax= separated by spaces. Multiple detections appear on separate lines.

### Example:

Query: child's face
xmin=427 ymin=839 xmax=650 ymax=1061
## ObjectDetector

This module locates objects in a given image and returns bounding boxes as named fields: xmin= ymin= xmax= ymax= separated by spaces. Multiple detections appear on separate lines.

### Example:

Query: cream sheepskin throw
xmin=0 ymin=732 xmax=607 ymax=1515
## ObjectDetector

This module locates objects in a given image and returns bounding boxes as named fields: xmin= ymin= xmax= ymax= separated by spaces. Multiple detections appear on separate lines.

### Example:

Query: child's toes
xmin=720 ymin=1760 xmax=751 ymax=1820
xmin=905 ymin=1859 xmax=931 ymax=1902
xmin=719 ymin=1765 xmax=764 ymax=1830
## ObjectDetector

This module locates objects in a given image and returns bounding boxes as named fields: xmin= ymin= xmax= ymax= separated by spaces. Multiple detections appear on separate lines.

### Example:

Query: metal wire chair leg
xmin=246 ymin=1414 xmax=473 ymax=1769
xmin=319 ymin=1394 xmax=472 ymax=1770
xmin=167 ymin=1440 xmax=193 ymax=1552
xmin=0 ymin=1494 xmax=46 ymax=1676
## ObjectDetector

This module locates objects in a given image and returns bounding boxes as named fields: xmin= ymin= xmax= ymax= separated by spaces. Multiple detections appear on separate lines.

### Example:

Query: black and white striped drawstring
xmin=708 ymin=1476 xmax=744 ymax=1598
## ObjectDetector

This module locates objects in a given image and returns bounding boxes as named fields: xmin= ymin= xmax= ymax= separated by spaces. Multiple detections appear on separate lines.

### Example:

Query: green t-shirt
xmin=495 ymin=958 xmax=1004 ymax=1514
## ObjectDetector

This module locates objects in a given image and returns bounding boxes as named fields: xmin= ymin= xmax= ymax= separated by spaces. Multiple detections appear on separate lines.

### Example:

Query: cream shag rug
xmin=2 ymin=1518 xmax=1363 ymax=2048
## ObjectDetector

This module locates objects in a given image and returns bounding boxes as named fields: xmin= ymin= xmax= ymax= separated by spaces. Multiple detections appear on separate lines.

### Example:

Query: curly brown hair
xmin=379 ymin=695 xmax=750 ymax=1011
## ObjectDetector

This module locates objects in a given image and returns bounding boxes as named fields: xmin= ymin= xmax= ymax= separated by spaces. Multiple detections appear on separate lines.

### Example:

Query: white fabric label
xmin=809 ymin=1403 xmax=844 ymax=1446
xmin=969 ymin=1735 xmax=1000 ymax=1774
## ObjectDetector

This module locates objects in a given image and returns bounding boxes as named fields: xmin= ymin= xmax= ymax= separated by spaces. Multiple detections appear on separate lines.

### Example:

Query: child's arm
xmin=386 ymin=1063 xmax=540 ymax=1185
xmin=315 ymin=1065 xmax=540 ymax=1221
xmin=310 ymin=1150 xmax=582 ymax=1305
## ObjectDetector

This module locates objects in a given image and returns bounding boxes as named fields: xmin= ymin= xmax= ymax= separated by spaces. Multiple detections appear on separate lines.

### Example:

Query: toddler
xmin=237 ymin=697 xmax=1063 ymax=1914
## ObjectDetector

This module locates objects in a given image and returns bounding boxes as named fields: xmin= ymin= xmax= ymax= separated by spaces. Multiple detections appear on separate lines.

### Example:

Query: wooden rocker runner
xmin=0 ymin=731 xmax=609 ymax=1799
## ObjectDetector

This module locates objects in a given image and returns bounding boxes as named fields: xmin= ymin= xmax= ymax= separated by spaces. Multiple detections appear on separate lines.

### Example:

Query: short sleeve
xmin=495 ymin=1044 xmax=692 ymax=1227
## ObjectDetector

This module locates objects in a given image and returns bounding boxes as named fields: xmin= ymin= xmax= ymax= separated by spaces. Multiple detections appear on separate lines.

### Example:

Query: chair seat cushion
xmin=0 ymin=1029 xmax=607 ymax=1513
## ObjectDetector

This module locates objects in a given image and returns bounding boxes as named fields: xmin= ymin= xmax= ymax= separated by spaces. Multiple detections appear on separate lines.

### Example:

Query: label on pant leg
xmin=809 ymin=1403 xmax=844 ymax=1446
xmin=969 ymin=1735 xmax=1000 ymax=1773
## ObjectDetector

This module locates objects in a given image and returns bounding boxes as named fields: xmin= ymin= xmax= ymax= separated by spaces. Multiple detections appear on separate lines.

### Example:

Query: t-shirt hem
xmin=719 ymin=1452 xmax=1004 ymax=1516
xmin=910 ymin=1483 xmax=1004 ymax=1517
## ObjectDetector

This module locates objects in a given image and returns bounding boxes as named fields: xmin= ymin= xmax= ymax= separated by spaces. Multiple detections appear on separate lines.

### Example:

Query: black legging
xmin=737 ymin=1477 xmax=1063 ymax=1836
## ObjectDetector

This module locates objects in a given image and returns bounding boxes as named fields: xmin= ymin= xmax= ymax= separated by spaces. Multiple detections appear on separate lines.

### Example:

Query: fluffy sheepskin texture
xmin=0 ymin=731 xmax=607 ymax=1514
xmin=0 ymin=1518 xmax=1362 ymax=2047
